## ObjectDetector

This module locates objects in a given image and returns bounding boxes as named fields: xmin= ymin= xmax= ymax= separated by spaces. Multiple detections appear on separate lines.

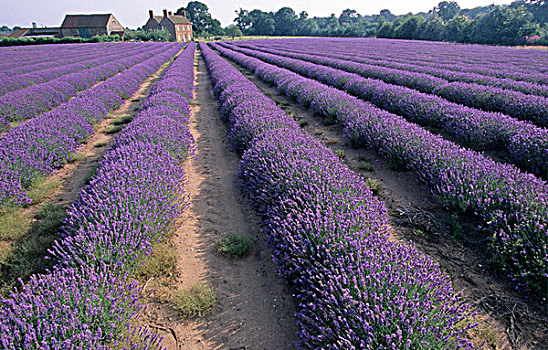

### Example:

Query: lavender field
xmin=0 ymin=38 xmax=546 ymax=349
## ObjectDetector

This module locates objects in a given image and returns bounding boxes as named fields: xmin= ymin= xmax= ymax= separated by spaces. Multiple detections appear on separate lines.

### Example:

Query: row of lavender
xmin=0 ymin=42 xmax=196 ymax=349
xmin=200 ymin=42 xmax=475 ymax=349
xmin=0 ymin=43 xmax=151 ymax=96
xmin=210 ymin=42 xmax=548 ymax=295
xmin=233 ymin=41 xmax=548 ymax=127
xmin=296 ymin=38 xmax=548 ymax=83
xmin=221 ymin=43 xmax=548 ymax=178
xmin=0 ymin=43 xmax=177 ymax=127
xmin=0 ymin=43 xmax=183 ymax=211
xmin=248 ymin=40 xmax=548 ymax=97
xmin=0 ymin=42 xmax=130 ymax=76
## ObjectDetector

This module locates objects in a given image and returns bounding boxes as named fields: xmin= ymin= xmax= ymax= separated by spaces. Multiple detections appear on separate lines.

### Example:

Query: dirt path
xmin=0 ymin=56 xmax=177 ymax=291
xmin=223 ymin=58 xmax=548 ymax=350
xmin=145 ymin=53 xmax=297 ymax=349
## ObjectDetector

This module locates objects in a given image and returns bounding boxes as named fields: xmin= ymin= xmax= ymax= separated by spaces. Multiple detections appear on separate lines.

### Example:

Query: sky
xmin=1 ymin=0 xmax=515 ymax=29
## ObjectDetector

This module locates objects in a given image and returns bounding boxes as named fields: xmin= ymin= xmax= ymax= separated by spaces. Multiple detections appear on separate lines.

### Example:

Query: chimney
xmin=182 ymin=10 xmax=187 ymax=18
xmin=32 ymin=22 xmax=37 ymax=28
xmin=149 ymin=10 xmax=153 ymax=18
xmin=168 ymin=11 xmax=172 ymax=16
xmin=163 ymin=9 xmax=168 ymax=17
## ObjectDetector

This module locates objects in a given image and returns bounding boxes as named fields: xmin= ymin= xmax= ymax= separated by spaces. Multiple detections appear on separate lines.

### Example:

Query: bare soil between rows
xmin=222 ymin=56 xmax=548 ymax=350
xmin=143 ymin=53 xmax=297 ymax=350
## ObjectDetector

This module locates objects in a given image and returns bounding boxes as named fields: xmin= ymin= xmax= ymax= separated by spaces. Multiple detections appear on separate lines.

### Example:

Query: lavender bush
xmin=200 ymin=41 xmax=475 ymax=349
xmin=209 ymin=42 xmax=548 ymax=295
xmin=0 ymin=42 xmax=196 ymax=348
xmin=228 ymin=41 xmax=548 ymax=128
xmin=0 ymin=44 xmax=183 ymax=209
xmin=0 ymin=43 xmax=177 ymax=124
xmin=218 ymin=42 xmax=548 ymax=178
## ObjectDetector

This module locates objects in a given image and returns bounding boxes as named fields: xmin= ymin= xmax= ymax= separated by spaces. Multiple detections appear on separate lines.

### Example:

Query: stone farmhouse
xmin=144 ymin=9 xmax=193 ymax=42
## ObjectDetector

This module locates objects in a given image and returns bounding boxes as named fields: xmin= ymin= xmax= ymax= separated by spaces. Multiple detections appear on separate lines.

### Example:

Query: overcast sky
xmin=1 ymin=0 xmax=514 ymax=29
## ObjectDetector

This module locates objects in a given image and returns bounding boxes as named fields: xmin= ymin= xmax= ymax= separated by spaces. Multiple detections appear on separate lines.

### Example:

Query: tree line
xmin=230 ymin=0 xmax=547 ymax=46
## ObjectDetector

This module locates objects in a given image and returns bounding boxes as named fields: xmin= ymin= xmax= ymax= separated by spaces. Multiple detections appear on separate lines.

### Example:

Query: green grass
xmin=0 ymin=209 xmax=32 ymax=241
xmin=189 ymin=100 xmax=200 ymax=105
xmin=0 ymin=203 xmax=65 ymax=295
xmin=94 ymin=141 xmax=107 ymax=148
xmin=298 ymin=119 xmax=308 ymax=127
xmin=172 ymin=283 xmax=215 ymax=318
xmin=364 ymin=178 xmax=381 ymax=195
xmin=358 ymin=161 xmax=374 ymax=171
xmin=334 ymin=150 xmax=346 ymax=159
xmin=136 ymin=242 xmax=177 ymax=281
xmin=216 ymin=232 xmax=251 ymax=258
xmin=324 ymin=138 xmax=337 ymax=145
xmin=26 ymin=179 xmax=60 ymax=205
xmin=103 ymin=125 xmax=124 ymax=134
xmin=68 ymin=153 xmax=86 ymax=164
xmin=111 ymin=115 xmax=134 ymax=126
xmin=411 ymin=229 xmax=425 ymax=237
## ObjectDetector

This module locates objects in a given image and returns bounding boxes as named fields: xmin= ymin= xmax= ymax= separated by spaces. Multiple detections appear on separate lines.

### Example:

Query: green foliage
xmin=216 ymin=232 xmax=251 ymax=258
xmin=68 ymin=153 xmax=86 ymax=164
xmin=333 ymin=149 xmax=346 ymax=159
xmin=231 ymin=2 xmax=545 ymax=46
xmin=0 ymin=35 xmax=120 ymax=47
xmin=358 ymin=161 xmax=374 ymax=171
xmin=26 ymin=179 xmax=60 ymax=205
xmin=136 ymin=242 xmax=177 ymax=280
xmin=433 ymin=1 xmax=461 ymax=21
xmin=225 ymin=24 xmax=243 ymax=39
xmin=0 ymin=203 xmax=65 ymax=294
xmin=177 ymin=1 xmax=223 ymax=35
xmin=103 ymin=125 xmax=124 ymax=134
xmin=125 ymin=29 xmax=172 ymax=42
xmin=111 ymin=115 xmax=134 ymax=126
xmin=172 ymin=283 xmax=216 ymax=318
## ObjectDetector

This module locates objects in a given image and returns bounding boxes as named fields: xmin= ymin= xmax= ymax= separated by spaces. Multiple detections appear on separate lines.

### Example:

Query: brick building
xmin=60 ymin=14 xmax=125 ymax=39
xmin=145 ymin=9 xmax=193 ymax=42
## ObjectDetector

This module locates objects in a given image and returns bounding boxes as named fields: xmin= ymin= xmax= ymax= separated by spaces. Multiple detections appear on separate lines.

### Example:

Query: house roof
xmin=8 ymin=28 xmax=30 ymax=38
xmin=61 ymin=14 xmax=113 ymax=28
xmin=164 ymin=15 xmax=192 ymax=25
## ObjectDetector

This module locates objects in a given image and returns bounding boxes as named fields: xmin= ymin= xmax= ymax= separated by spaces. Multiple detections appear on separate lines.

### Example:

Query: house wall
xmin=106 ymin=16 xmax=124 ymax=34
xmin=144 ymin=18 xmax=161 ymax=31
xmin=159 ymin=19 xmax=176 ymax=41
xmin=60 ymin=27 xmax=108 ymax=38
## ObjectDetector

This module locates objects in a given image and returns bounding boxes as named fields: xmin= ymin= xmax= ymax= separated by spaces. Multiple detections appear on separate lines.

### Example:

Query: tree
xmin=432 ymin=1 xmax=461 ymax=20
xmin=274 ymin=7 xmax=297 ymax=35
xmin=176 ymin=1 xmax=222 ymax=35
xmin=377 ymin=17 xmax=393 ymax=38
xmin=339 ymin=9 xmax=359 ymax=26
xmin=444 ymin=14 xmax=472 ymax=42
xmin=380 ymin=9 xmax=396 ymax=22
xmin=393 ymin=15 xmax=425 ymax=39
xmin=225 ymin=24 xmax=243 ymax=39
xmin=418 ymin=14 xmax=445 ymax=41
xmin=327 ymin=14 xmax=341 ymax=36
xmin=234 ymin=8 xmax=251 ymax=32
xmin=470 ymin=5 xmax=538 ymax=45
